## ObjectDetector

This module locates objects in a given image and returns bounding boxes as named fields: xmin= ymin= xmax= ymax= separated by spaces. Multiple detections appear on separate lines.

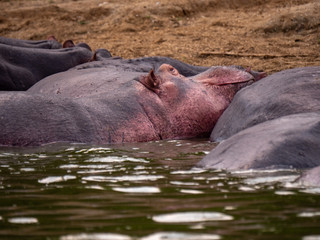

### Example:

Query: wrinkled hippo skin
xmin=0 ymin=63 xmax=257 ymax=146
xmin=298 ymin=166 xmax=320 ymax=187
xmin=27 ymin=56 xmax=212 ymax=97
xmin=72 ymin=54 xmax=265 ymax=80
xmin=0 ymin=37 xmax=93 ymax=90
xmin=28 ymin=56 xmax=259 ymax=99
xmin=197 ymin=112 xmax=320 ymax=170
xmin=211 ymin=66 xmax=320 ymax=141
xmin=197 ymin=67 xmax=320 ymax=174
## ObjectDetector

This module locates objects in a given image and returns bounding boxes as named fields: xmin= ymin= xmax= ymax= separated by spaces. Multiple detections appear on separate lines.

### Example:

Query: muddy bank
xmin=0 ymin=0 xmax=319 ymax=73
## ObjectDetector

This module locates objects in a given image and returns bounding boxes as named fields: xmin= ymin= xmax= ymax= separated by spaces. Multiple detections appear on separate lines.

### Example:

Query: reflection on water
xmin=112 ymin=186 xmax=161 ymax=193
xmin=8 ymin=217 xmax=39 ymax=224
xmin=152 ymin=212 xmax=233 ymax=223
xmin=0 ymin=139 xmax=320 ymax=240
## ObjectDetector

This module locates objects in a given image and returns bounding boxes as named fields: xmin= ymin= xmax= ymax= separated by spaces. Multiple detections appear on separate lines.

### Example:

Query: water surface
xmin=0 ymin=140 xmax=319 ymax=240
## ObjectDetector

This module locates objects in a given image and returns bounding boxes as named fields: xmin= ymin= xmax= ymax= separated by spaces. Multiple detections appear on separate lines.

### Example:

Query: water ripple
xmin=85 ymin=156 xmax=149 ymax=163
xmin=170 ymin=181 xmax=199 ymax=186
xmin=170 ymin=168 xmax=206 ymax=175
xmin=152 ymin=211 xmax=233 ymax=223
xmin=60 ymin=233 xmax=131 ymax=240
xmin=8 ymin=217 xmax=38 ymax=224
xmin=112 ymin=186 xmax=161 ymax=193
xmin=38 ymin=175 xmax=77 ymax=184
xmin=179 ymin=189 xmax=203 ymax=194
xmin=141 ymin=232 xmax=221 ymax=240
xmin=300 ymin=188 xmax=320 ymax=194
xmin=297 ymin=212 xmax=320 ymax=218
xmin=274 ymin=190 xmax=296 ymax=195
xmin=82 ymin=175 xmax=165 ymax=183
xmin=74 ymin=147 xmax=114 ymax=154
xmin=244 ymin=175 xmax=299 ymax=185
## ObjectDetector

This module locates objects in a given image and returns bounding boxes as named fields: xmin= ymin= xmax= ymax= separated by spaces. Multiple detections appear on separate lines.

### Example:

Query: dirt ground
xmin=1 ymin=0 xmax=319 ymax=73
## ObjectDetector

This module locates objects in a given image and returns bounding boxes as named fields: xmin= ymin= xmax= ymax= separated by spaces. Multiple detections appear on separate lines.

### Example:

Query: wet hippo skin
xmin=211 ymin=66 xmax=320 ymax=142
xmin=197 ymin=112 xmax=320 ymax=170
xmin=0 ymin=63 xmax=258 ymax=146
xmin=298 ymin=166 xmax=320 ymax=187
xmin=0 ymin=37 xmax=93 ymax=91
xmin=197 ymin=67 xmax=320 ymax=182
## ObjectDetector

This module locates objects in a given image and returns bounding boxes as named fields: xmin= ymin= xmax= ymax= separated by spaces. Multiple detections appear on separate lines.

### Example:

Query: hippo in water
xmin=298 ymin=166 xmax=320 ymax=187
xmin=197 ymin=67 xmax=320 ymax=173
xmin=211 ymin=66 xmax=320 ymax=142
xmin=0 ymin=36 xmax=94 ymax=91
xmin=0 ymin=62 xmax=260 ymax=146
xmin=197 ymin=111 xmax=320 ymax=170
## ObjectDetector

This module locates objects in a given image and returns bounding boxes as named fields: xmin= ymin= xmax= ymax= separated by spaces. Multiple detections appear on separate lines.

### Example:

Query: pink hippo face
xmin=135 ymin=64 xmax=259 ymax=140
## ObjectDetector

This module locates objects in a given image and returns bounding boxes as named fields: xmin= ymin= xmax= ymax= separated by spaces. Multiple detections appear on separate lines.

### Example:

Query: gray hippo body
xmin=27 ymin=56 xmax=211 ymax=97
xmin=197 ymin=112 xmax=320 ymax=170
xmin=0 ymin=84 xmax=157 ymax=145
xmin=298 ymin=166 xmax=320 ymax=187
xmin=29 ymin=56 xmax=257 ymax=98
xmin=0 ymin=36 xmax=62 ymax=49
xmin=72 ymin=55 xmax=210 ymax=76
xmin=0 ymin=37 xmax=93 ymax=91
xmin=0 ymin=61 xmax=257 ymax=146
xmin=197 ymin=66 xmax=320 ymax=186
xmin=0 ymin=37 xmax=265 ymax=146
xmin=211 ymin=66 xmax=320 ymax=142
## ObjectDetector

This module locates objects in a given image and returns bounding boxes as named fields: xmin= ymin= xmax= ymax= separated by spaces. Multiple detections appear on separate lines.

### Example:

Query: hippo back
xmin=72 ymin=56 xmax=209 ymax=77
xmin=0 ymin=36 xmax=62 ymax=49
xmin=211 ymin=66 xmax=320 ymax=142
xmin=198 ymin=112 xmax=320 ymax=170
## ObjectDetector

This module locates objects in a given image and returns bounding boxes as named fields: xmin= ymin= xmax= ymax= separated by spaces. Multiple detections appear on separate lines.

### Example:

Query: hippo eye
xmin=169 ymin=67 xmax=178 ymax=75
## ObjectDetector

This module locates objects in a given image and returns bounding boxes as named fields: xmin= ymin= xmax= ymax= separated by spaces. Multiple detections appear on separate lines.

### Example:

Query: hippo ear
xmin=63 ymin=40 xmax=75 ymax=48
xmin=139 ymin=69 xmax=161 ymax=93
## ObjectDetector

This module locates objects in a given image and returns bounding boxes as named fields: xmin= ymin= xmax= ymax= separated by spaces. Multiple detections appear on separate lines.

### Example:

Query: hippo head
xmin=135 ymin=64 xmax=260 ymax=140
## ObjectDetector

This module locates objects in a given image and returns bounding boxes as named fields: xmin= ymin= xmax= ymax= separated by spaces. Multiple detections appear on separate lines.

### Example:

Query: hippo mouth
xmin=233 ymin=79 xmax=255 ymax=90
xmin=192 ymin=66 xmax=266 ymax=87
xmin=195 ymin=74 xmax=255 ymax=88
xmin=211 ymin=77 xmax=255 ymax=86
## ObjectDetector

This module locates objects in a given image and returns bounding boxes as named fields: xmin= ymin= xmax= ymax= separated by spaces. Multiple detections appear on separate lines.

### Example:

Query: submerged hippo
xmin=197 ymin=66 xmax=320 ymax=172
xmin=211 ymin=66 xmax=320 ymax=141
xmin=197 ymin=112 xmax=320 ymax=170
xmin=298 ymin=166 xmax=320 ymax=187
xmin=0 ymin=63 xmax=258 ymax=146
xmin=0 ymin=37 xmax=94 ymax=91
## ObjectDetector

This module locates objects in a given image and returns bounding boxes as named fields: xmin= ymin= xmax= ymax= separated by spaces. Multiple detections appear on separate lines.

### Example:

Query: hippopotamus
xmin=197 ymin=66 xmax=320 ymax=172
xmin=0 ymin=36 xmax=62 ymax=49
xmin=70 ymin=55 xmax=209 ymax=77
xmin=0 ymin=62 xmax=259 ymax=146
xmin=211 ymin=66 xmax=320 ymax=142
xmin=197 ymin=112 xmax=320 ymax=170
xmin=28 ymin=55 xmax=264 ymax=97
xmin=0 ymin=37 xmax=94 ymax=91
xmin=298 ymin=166 xmax=320 ymax=187
xmin=71 ymin=54 xmax=266 ymax=80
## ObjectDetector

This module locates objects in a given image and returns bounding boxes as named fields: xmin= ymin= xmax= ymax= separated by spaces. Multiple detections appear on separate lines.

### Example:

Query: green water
xmin=0 ymin=140 xmax=319 ymax=240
